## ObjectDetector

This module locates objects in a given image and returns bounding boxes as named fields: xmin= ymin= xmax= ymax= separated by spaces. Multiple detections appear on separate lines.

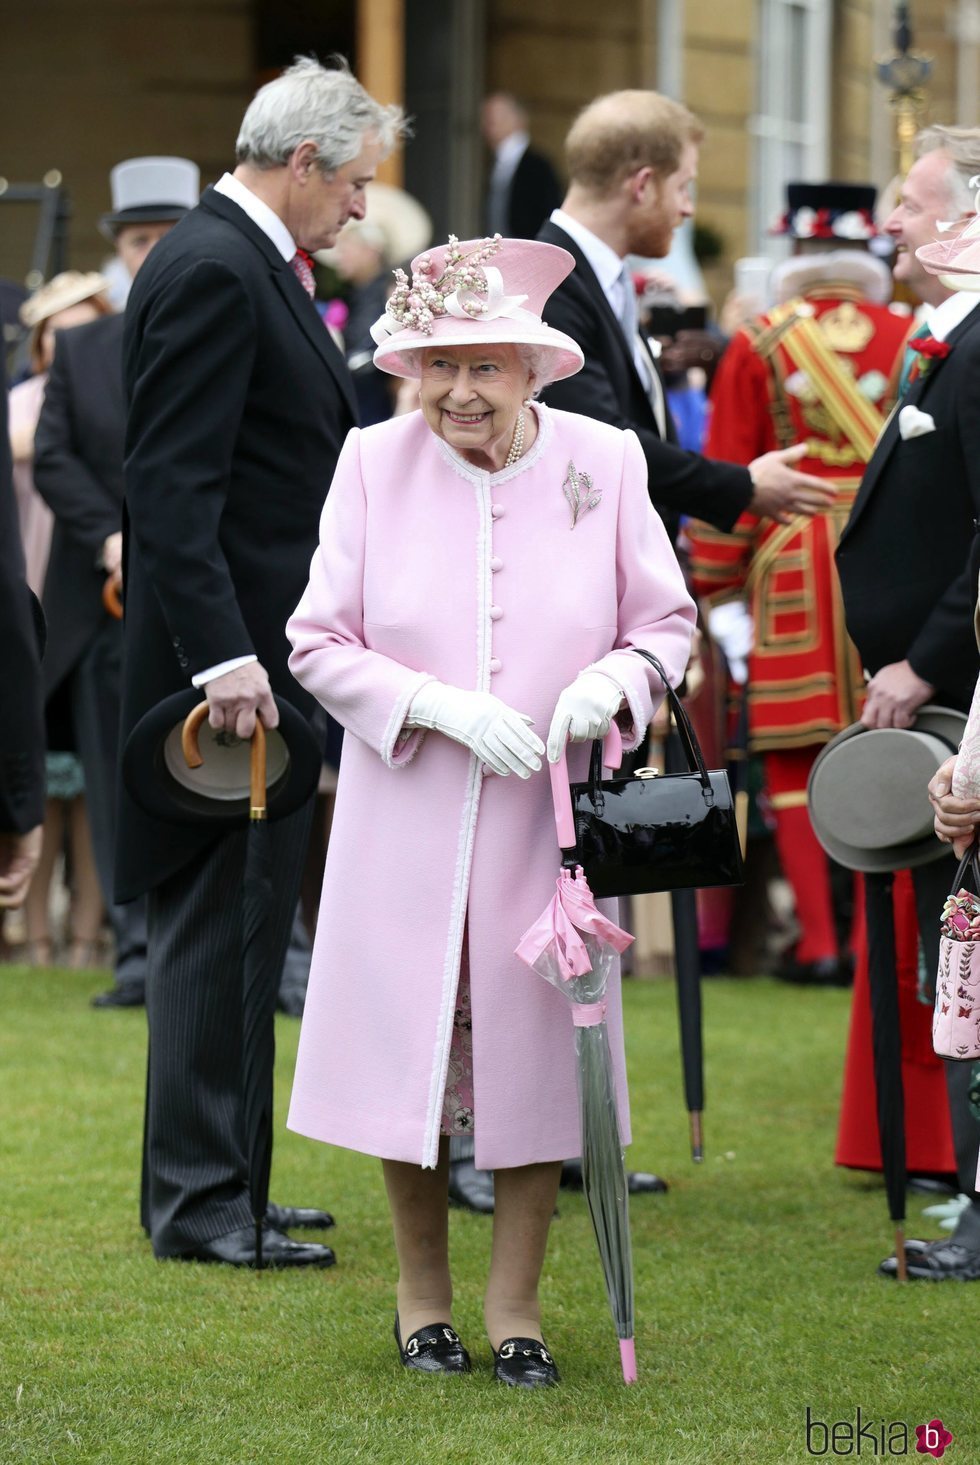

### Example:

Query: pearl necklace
xmin=503 ymin=409 xmax=525 ymax=469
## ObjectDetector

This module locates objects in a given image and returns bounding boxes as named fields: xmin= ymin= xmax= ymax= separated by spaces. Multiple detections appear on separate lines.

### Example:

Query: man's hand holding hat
xmin=861 ymin=659 xmax=935 ymax=729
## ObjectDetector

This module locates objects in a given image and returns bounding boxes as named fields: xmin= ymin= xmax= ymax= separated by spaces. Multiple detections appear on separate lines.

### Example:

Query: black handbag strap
xmin=588 ymin=647 xmax=712 ymax=794
xmin=950 ymin=838 xmax=980 ymax=898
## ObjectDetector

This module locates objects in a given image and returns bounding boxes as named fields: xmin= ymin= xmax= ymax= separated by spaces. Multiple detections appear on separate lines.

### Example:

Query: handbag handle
xmin=950 ymin=837 xmax=980 ymax=898
xmin=549 ymin=726 xmax=622 ymax=852
xmin=588 ymin=648 xmax=712 ymax=796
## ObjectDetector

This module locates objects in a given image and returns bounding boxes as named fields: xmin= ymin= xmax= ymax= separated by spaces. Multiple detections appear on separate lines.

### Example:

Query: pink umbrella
xmin=516 ymin=728 xmax=638 ymax=1384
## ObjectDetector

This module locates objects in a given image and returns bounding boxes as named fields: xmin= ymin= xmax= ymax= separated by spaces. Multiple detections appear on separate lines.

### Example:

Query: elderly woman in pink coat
xmin=286 ymin=235 xmax=696 ymax=1386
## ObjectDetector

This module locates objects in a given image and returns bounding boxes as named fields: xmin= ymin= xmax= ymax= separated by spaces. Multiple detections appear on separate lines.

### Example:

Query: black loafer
xmin=266 ymin=1202 xmax=335 ymax=1231
xmin=561 ymin=1159 xmax=668 ymax=1196
xmin=394 ymin=1313 xmax=471 ymax=1374
xmin=878 ymin=1238 xmax=980 ymax=1281
xmin=493 ymin=1337 xmax=560 ymax=1388
xmin=448 ymin=1158 xmax=495 ymax=1214
xmin=91 ymin=983 xmax=145 ymax=1009
xmin=172 ymin=1223 xmax=335 ymax=1269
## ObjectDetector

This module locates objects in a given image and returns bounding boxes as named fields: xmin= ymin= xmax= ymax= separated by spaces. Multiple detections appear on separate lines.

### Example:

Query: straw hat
xmin=807 ymin=705 xmax=967 ymax=873
xmin=19 ymin=270 xmax=111 ymax=328
xmin=122 ymin=690 xmax=321 ymax=827
xmin=99 ymin=156 xmax=200 ymax=240
xmin=370 ymin=235 xmax=585 ymax=384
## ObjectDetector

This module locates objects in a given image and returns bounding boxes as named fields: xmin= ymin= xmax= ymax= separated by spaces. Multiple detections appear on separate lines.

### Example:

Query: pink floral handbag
xmin=934 ymin=845 xmax=980 ymax=1061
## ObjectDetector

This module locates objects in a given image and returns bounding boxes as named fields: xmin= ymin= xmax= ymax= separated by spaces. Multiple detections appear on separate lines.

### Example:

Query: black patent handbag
xmin=558 ymin=649 xmax=745 ymax=898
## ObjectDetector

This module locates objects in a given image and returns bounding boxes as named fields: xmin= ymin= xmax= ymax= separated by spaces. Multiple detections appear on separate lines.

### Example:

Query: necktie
xmin=615 ymin=265 xmax=666 ymax=436
xmin=616 ymin=264 xmax=639 ymax=347
xmin=898 ymin=322 xmax=932 ymax=397
xmin=291 ymin=248 xmax=316 ymax=301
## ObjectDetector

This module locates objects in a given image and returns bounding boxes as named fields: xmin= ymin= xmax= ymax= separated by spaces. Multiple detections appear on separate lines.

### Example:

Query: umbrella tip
xmin=619 ymin=1337 xmax=637 ymax=1384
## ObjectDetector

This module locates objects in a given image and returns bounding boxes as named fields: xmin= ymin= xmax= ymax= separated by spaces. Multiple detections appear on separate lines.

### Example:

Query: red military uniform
xmin=688 ymin=270 xmax=913 ymax=971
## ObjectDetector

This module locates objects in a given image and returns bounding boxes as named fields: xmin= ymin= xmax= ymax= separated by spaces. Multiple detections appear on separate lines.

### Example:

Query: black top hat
xmin=122 ymin=689 xmax=321 ymax=827
xmin=771 ymin=182 xmax=878 ymax=241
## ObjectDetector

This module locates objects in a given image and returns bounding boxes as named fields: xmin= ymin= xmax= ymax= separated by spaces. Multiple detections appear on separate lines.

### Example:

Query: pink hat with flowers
xmin=370 ymin=234 xmax=585 ymax=384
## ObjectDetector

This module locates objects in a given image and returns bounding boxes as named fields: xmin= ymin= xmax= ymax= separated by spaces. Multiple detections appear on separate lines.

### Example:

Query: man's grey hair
xmin=916 ymin=125 xmax=980 ymax=215
xmin=236 ymin=56 xmax=407 ymax=173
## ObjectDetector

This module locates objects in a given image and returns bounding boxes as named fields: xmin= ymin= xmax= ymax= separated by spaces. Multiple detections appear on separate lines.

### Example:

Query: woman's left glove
xmin=547 ymin=671 xmax=625 ymax=763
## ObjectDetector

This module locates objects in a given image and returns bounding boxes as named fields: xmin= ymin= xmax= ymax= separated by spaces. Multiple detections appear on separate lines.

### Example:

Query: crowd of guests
xmin=3 ymin=58 xmax=980 ymax=1389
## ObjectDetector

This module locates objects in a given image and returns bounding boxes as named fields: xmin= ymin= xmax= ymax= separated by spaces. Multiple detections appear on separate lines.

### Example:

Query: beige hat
xmin=19 ymin=270 xmax=111 ymax=328
xmin=807 ymin=705 xmax=967 ymax=872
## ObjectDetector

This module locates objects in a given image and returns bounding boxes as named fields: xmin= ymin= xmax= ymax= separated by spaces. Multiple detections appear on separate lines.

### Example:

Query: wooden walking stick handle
xmin=181 ymin=702 xmax=211 ymax=770
xmin=250 ymin=720 xmax=267 ymax=821
xmin=102 ymin=575 xmax=123 ymax=620
xmin=181 ymin=701 xmax=268 ymax=819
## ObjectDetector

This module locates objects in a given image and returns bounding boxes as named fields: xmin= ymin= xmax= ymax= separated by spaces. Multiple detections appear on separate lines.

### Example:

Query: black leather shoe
xmin=775 ymin=955 xmax=851 ymax=987
xmin=448 ymin=1158 xmax=495 ymax=1213
xmin=394 ymin=1313 xmax=471 ymax=1373
xmin=560 ymin=1159 xmax=668 ymax=1195
xmin=173 ymin=1224 xmax=335 ymax=1269
xmin=266 ymin=1202 xmax=335 ymax=1230
xmin=493 ymin=1337 xmax=560 ymax=1388
xmin=91 ymin=983 xmax=145 ymax=1009
xmin=907 ymin=1175 xmax=958 ymax=1197
xmin=878 ymin=1238 xmax=980 ymax=1281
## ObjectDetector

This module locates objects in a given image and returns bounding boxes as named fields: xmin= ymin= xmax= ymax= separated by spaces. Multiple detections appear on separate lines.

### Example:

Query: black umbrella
xmin=863 ymin=871 xmax=908 ymax=1280
xmin=183 ymin=704 xmax=275 ymax=1269
xmin=665 ymin=727 xmax=705 ymax=1161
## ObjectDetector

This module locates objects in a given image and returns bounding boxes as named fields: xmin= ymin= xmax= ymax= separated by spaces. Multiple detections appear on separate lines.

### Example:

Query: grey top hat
xmin=99 ymin=156 xmax=200 ymax=240
xmin=807 ymin=705 xmax=967 ymax=873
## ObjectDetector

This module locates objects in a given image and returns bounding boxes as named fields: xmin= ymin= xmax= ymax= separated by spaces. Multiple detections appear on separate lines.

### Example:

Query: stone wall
xmin=2 ymin=0 xmax=253 ymax=283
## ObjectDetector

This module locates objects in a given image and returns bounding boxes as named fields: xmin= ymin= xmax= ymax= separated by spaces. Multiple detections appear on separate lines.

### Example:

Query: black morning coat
xmin=33 ymin=312 xmax=127 ymax=700
xmin=116 ymin=186 xmax=357 ymax=901
xmin=0 ymin=366 xmax=45 ymax=835
xmin=836 ymin=302 xmax=980 ymax=713
xmin=536 ymin=218 xmax=753 ymax=541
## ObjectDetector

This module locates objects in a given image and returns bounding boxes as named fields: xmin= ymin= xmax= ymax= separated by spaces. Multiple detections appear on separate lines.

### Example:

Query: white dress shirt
xmin=927 ymin=289 xmax=980 ymax=342
xmin=549 ymin=208 xmax=667 ymax=436
xmin=192 ymin=174 xmax=299 ymax=688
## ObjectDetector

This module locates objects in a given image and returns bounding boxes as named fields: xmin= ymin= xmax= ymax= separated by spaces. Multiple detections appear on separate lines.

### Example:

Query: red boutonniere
xmin=908 ymin=337 xmax=951 ymax=386
xmin=911 ymin=337 xmax=951 ymax=360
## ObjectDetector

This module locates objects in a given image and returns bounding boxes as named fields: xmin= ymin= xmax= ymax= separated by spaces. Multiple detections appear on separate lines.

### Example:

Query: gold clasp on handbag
xmin=635 ymin=767 xmax=660 ymax=779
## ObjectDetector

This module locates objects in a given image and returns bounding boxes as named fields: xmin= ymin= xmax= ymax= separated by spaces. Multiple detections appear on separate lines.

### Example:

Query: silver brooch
xmin=563 ymin=460 xmax=601 ymax=528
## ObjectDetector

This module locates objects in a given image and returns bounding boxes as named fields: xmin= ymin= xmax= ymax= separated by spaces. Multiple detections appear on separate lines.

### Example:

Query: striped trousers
xmin=141 ymin=801 xmax=312 ymax=1255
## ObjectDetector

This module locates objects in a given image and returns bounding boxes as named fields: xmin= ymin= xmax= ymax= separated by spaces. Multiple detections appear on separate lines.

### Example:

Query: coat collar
xmin=539 ymin=219 xmax=651 ymax=395
xmin=198 ymin=187 xmax=358 ymax=422
xmin=843 ymin=300 xmax=980 ymax=537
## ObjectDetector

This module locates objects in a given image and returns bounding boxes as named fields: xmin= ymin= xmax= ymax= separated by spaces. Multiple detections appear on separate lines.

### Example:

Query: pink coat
xmin=286 ymin=404 xmax=696 ymax=1169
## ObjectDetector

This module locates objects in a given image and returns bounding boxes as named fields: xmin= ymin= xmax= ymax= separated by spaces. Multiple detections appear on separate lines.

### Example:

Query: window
xmin=750 ymin=0 xmax=831 ymax=255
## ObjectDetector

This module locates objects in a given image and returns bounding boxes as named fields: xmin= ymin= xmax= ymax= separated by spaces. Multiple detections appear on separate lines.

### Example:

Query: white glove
xmin=547 ymin=671 xmax=625 ymax=763
xmin=707 ymin=600 xmax=754 ymax=685
xmin=406 ymin=682 xmax=544 ymax=778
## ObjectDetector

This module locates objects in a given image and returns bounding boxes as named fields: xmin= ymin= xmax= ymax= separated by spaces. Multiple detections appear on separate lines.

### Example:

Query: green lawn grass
xmin=0 ymin=965 xmax=975 ymax=1464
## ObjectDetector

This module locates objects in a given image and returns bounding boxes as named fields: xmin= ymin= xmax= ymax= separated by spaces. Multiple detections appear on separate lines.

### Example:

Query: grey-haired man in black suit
xmin=838 ymin=126 xmax=980 ymax=1281
xmin=120 ymin=58 xmax=405 ymax=1267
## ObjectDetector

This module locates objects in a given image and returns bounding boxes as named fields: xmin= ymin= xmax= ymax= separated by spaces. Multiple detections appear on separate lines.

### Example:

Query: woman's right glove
xmin=406 ymin=682 xmax=544 ymax=779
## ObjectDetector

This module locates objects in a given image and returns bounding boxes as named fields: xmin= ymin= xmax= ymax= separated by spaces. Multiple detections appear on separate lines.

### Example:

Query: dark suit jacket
xmin=536 ymin=219 xmax=752 ymax=537
xmin=0 ymin=373 xmax=44 ymax=834
xmin=117 ymin=186 xmax=358 ymax=900
xmin=496 ymin=147 xmax=563 ymax=240
xmin=836 ymin=302 xmax=980 ymax=713
xmin=33 ymin=312 xmax=126 ymax=698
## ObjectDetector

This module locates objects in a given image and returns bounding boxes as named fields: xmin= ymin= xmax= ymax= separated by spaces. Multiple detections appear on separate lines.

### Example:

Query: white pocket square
xmin=898 ymin=404 xmax=937 ymax=440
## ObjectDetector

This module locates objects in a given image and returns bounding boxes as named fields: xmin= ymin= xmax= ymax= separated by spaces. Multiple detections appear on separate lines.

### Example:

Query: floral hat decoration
xmin=370 ymin=233 xmax=585 ymax=384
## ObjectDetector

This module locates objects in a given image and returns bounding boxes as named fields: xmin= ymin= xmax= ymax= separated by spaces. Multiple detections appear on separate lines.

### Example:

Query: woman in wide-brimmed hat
xmin=8 ymin=272 xmax=112 ymax=968
xmin=286 ymin=234 xmax=697 ymax=1384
